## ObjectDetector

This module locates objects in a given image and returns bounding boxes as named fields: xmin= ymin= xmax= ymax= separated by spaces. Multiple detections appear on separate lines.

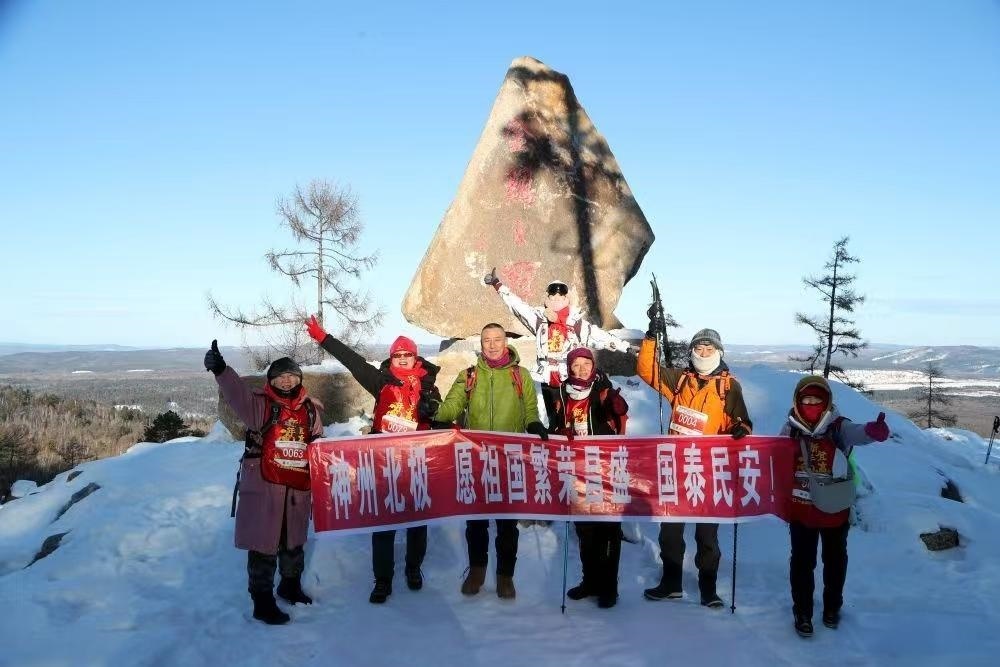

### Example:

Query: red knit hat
xmin=567 ymin=346 xmax=595 ymax=366
xmin=390 ymin=336 xmax=418 ymax=356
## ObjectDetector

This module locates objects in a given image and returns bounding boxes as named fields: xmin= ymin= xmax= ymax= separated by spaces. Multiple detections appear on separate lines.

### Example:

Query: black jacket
xmin=550 ymin=372 xmax=627 ymax=436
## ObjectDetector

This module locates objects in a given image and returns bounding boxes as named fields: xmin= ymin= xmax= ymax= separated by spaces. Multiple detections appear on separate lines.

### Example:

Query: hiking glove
xmin=306 ymin=315 xmax=328 ymax=344
xmin=525 ymin=421 xmax=549 ymax=440
xmin=864 ymin=413 xmax=889 ymax=442
xmin=646 ymin=303 xmax=664 ymax=339
xmin=417 ymin=393 xmax=440 ymax=422
xmin=204 ymin=340 xmax=226 ymax=376
xmin=483 ymin=266 xmax=502 ymax=289
xmin=730 ymin=422 xmax=751 ymax=440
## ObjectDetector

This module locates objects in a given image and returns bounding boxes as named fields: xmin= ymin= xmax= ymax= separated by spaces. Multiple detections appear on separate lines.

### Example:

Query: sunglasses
xmin=391 ymin=352 xmax=415 ymax=359
xmin=546 ymin=284 xmax=569 ymax=296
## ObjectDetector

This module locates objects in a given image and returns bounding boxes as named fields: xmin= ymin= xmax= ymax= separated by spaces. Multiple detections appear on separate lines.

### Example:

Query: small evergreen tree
xmin=907 ymin=363 xmax=958 ymax=429
xmin=142 ymin=411 xmax=192 ymax=443
xmin=792 ymin=236 xmax=868 ymax=389
xmin=56 ymin=437 xmax=92 ymax=469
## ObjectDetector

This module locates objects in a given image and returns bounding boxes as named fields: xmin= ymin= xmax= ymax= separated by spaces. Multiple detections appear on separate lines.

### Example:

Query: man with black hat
xmin=205 ymin=341 xmax=323 ymax=625
xmin=635 ymin=316 xmax=753 ymax=609
xmin=483 ymin=268 xmax=631 ymax=424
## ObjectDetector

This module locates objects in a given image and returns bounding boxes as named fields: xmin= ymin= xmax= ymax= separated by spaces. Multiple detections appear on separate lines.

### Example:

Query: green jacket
xmin=434 ymin=347 xmax=539 ymax=432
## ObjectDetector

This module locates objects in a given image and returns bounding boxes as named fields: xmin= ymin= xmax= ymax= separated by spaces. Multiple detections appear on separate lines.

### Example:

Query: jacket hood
xmin=790 ymin=375 xmax=835 ymax=430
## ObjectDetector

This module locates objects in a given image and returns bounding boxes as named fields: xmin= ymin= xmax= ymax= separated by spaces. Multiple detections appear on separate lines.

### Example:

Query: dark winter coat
xmin=550 ymin=372 xmax=628 ymax=436
xmin=216 ymin=367 xmax=323 ymax=554
xmin=317 ymin=335 xmax=444 ymax=433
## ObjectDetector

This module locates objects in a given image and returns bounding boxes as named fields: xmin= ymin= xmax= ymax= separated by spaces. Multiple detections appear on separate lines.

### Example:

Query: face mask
xmin=691 ymin=350 xmax=721 ymax=375
xmin=796 ymin=401 xmax=827 ymax=425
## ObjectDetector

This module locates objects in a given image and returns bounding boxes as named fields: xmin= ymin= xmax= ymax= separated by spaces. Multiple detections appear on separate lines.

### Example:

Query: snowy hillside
xmin=3 ymin=365 xmax=1000 ymax=666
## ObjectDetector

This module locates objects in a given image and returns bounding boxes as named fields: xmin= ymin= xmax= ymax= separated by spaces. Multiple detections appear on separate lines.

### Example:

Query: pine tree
xmin=56 ymin=437 xmax=92 ymax=468
xmin=142 ymin=411 xmax=192 ymax=443
xmin=907 ymin=363 xmax=957 ymax=429
xmin=792 ymin=236 xmax=868 ymax=389
xmin=208 ymin=179 xmax=383 ymax=369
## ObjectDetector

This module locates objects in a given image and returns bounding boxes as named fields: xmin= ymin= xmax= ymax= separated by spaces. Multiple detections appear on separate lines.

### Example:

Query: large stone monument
xmin=403 ymin=56 xmax=654 ymax=339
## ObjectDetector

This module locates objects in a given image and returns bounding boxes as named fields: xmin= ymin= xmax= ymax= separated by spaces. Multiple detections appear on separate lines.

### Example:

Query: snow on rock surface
xmin=2 ymin=365 xmax=1000 ymax=666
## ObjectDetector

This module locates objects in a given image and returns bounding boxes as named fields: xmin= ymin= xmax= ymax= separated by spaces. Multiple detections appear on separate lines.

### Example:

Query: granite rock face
xmin=403 ymin=56 xmax=654 ymax=338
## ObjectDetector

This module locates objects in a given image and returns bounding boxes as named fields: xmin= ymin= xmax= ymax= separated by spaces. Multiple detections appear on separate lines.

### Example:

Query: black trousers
xmin=247 ymin=512 xmax=304 ymax=595
xmin=658 ymin=522 xmax=721 ymax=593
xmin=576 ymin=521 xmax=622 ymax=596
xmin=466 ymin=519 xmax=519 ymax=576
xmin=372 ymin=526 xmax=427 ymax=581
xmin=789 ymin=520 xmax=849 ymax=618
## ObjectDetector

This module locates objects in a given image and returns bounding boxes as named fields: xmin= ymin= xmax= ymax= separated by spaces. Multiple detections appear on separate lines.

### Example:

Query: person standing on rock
xmin=636 ymin=315 xmax=752 ymax=609
xmin=205 ymin=341 xmax=322 ymax=626
xmin=782 ymin=375 xmax=890 ymax=638
xmin=483 ymin=268 xmax=632 ymax=425
xmin=305 ymin=315 xmax=443 ymax=605
xmin=549 ymin=346 xmax=629 ymax=609
xmin=426 ymin=322 xmax=548 ymax=600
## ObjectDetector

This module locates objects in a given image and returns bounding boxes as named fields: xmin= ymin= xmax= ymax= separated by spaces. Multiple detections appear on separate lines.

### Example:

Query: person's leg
xmin=568 ymin=522 xmax=597 ymax=599
xmin=461 ymin=520 xmax=489 ymax=595
xmin=789 ymin=521 xmax=820 ymax=619
xmin=644 ymin=523 xmax=685 ymax=599
xmin=404 ymin=525 xmax=428 ymax=590
xmin=821 ymin=522 xmax=850 ymax=625
xmin=495 ymin=519 xmax=520 ymax=577
xmin=694 ymin=523 xmax=722 ymax=606
xmin=371 ymin=529 xmax=396 ymax=582
xmin=597 ymin=522 xmax=622 ymax=607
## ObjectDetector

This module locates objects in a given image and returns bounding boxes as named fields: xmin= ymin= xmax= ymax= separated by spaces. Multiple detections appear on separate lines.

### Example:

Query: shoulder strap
xmin=304 ymin=399 xmax=317 ymax=442
xmin=716 ymin=373 xmax=731 ymax=404
xmin=510 ymin=366 xmax=524 ymax=399
xmin=464 ymin=365 xmax=477 ymax=397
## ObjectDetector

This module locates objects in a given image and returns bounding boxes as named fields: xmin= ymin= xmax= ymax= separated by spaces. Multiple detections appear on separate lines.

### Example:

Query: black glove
xmin=646 ymin=303 xmax=665 ymax=339
xmin=417 ymin=392 xmax=440 ymax=422
xmin=730 ymin=422 xmax=751 ymax=440
xmin=525 ymin=421 xmax=549 ymax=440
xmin=204 ymin=339 xmax=226 ymax=376
xmin=483 ymin=266 xmax=501 ymax=288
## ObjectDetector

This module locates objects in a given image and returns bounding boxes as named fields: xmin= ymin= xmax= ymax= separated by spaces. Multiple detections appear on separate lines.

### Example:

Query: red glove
xmin=306 ymin=315 xmax=328 ymax=344
xmin=607 ymin=387 xmax=629 ymax=416
xmin=864 ymin=412 xmax=889 ymax=442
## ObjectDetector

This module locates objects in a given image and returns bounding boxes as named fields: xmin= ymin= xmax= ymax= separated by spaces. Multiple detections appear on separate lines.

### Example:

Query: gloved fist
xmin=306 ymin=315 xmax=328 ymax=344
xmin=483 ymin=266 xmax=502 ymax=289
xmin=525 ymin=421 xmax=549 ymax=440
xmin=646 ymin=303 xmax=665 ymax=339
xmin=204 ymin=339 xmax=226 ymax=376
xmin=730 ymin=422 xmax=751 ymax=440
xmin=607 ymin=387 xmax=629 ymax=417
xmin=417 ymin=392 xmax=440 ymax=422
xmin=864 ymin=412 xmax=890 ymax=442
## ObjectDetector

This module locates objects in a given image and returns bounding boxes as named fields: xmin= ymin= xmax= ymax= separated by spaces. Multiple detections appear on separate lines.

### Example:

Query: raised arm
xmin=307 ymin=315 xmax=386 ymax=398
xmin=579 ymin=319 xmax=631 ymax=353
xmin=484 ymin=267 xmax=542 ymax=333
xmin=636 ymin=337 xmax=682 ymax=401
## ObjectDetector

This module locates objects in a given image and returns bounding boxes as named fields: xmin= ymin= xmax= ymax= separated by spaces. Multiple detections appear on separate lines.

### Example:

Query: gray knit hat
xmin=689 ymin=328 xmax=724 ymax=352
xmin=266 ymin=357 xmax=303 ymax=381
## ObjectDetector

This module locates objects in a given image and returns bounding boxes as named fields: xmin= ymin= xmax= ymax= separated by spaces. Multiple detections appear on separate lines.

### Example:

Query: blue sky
xmin=2 ymin=1 xmax=998 ymax=348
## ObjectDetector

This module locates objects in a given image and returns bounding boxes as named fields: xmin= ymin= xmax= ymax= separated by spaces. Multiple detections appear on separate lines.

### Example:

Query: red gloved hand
xmin=306 ymin=315 xmax=328 ymax=344
xmin=864 ymin=412 xmax=890 ymax=442
xmin=607 ymin=387 xmax=629 ymax=416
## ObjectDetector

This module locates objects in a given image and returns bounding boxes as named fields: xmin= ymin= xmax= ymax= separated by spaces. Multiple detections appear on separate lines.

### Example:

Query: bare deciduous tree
xmin=791 ymin=236 xmax=868 ymax=390
xmin=907 ymin=363 xmax=958 ymax=429
xmin=208 ymin=180 xmax=383 ymax=368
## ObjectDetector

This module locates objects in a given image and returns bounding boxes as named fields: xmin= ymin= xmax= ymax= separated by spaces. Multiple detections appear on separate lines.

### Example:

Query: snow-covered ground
xmin=827 ymin=369 xmax=1000 ymax=396
xmin=3 ymin=365 xmax=1000 ymax=666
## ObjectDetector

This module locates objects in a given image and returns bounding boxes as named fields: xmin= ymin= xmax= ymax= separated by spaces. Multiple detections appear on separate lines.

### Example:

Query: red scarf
xmin=486 ymin=348 xmax=511 ymax=369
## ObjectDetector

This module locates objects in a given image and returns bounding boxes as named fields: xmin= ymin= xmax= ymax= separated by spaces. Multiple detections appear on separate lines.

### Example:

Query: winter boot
xmin=369 ymin=578 xmax=392 ymax=604
xmin=643 ymin=576 xmax=683 ymax=601
xmin=698 ymin=571 xmax=724 ymax=609
xmin=597 ymin=592 xmax=618 ymax=609
xmin=405 ymin=566 xmax=423 ymax=591
xmin=251 ymin=592 xmax=290 ymax=625
xmin=277 ymin=577 xmax=313 ymax=605
xmin=794 ymin=614 xmax=814 ymax=638
xmin=461 ymin=566 xmax=487 ymax=596
xmin=567 ymin=582 xmax=595 ymax=601
xmin=822 ymin=609 xmax=840 ymax=629
xmin=496 ymin=575 xmax=516 ymax=600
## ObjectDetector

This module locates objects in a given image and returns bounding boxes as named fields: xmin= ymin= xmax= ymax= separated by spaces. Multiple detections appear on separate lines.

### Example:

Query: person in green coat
xmin=430 ymin=322 xmax=548 ymax=600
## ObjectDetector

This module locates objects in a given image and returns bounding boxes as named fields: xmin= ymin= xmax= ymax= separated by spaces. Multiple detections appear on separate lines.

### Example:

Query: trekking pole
xmin=561 ymin=520 xmax=570 ymax=614
xmin=985 ymin=416 xmax=1000 ymax=465
xmin=650 ymin=274 xmax=666 ymax=435
xmin=730 ymin=523 xmax=738 ymax=614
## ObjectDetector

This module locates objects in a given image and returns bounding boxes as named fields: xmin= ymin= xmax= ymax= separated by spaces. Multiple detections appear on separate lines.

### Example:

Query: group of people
xmin=206 ymin=270 xmax=891 ymax=638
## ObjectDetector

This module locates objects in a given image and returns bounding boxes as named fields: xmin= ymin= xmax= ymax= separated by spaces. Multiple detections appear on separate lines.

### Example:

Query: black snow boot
xmin=567 ymin=582 xmax=596 ymax=600
xmin=794 ymin=614 xmax=814 ymax=638
xmin=277 ymin=577 xmax=313 ymax=605
xmin=369 ymin=578 xmax=392 ymax=604
xmin=405 ymin=567 xmax=423 ymax=591
xmin=822 ymin=609 xmax=840 ymax=629
xmin=251 ymin=592 xmax=290 ymax=625
xmin=698 ymin=571 xmax=723 ymax=609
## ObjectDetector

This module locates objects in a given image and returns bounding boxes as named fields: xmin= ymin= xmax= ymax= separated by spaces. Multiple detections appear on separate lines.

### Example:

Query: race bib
xmin=381 ymin=414 xmax=418 ymax=433
xmin=274 ymin=440 xmax=308 ymax=469
xmin=573 ymin=417 xmax=589 ymax=436
xmin=669 ymin=405 xmax=709 ymax=436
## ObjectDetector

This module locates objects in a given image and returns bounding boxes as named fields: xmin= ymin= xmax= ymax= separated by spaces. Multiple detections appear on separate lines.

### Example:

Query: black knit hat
xmin=266 ymin=357 xmax=303 ymax=381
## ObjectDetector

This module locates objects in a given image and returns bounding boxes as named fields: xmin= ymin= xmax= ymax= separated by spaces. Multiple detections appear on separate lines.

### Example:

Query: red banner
xmin=308 ymin=430 xmax=797 ymax=535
